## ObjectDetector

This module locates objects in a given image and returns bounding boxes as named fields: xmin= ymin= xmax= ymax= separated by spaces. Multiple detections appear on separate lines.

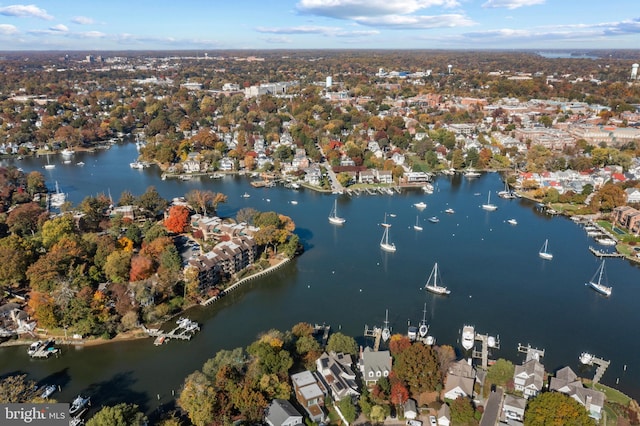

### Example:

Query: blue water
xmin=1 ymin=142 xmax=639 ymax=411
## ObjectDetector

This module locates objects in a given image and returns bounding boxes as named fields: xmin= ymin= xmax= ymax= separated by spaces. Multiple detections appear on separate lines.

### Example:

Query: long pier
xmin=143 ymin=319 xmax=200 ymax=345
xmin=364 ymin=325 xmax=382 ymax=351
xmin=588 ymin=246 xmax=624 ymax=258
xmin=201 ymin=257 xmax=291 ymax=306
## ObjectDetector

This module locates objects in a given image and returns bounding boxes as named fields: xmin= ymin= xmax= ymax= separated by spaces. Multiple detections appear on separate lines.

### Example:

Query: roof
xmin=265 ymin=399 xmax=303 ymax=426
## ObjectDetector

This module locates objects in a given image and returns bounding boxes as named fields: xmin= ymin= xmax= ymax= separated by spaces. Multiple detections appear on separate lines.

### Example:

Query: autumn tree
xmin=164 ymin=205 xmax=190 ymax=233
xmin=6 ymin=202 xmax=44 ymax=236
xmin=390 ymin=380 xmax=409 ymax=406
xmin=41 ymin=214 xmax=76 ymax=249
xmin=103 ymin=250 xmax=132 ymax=283
xmin=129 ymin=255 xmax=154 ymax=282
xmin=486 ymin=358 xmax=515 ymax=388
xmin=0 ymin=374 xmax=38 ymax=403
xmin=450 ymin=396 xmax=476 ymax=425
xmin=389 ymin=334 xmax=411 ymax=356
xmin=0 ymin=234 xmax=35 ymax=289
xmin=394 ymin=343 xmax=441 ymax=394
xmin=524 ymin=391 xmax=596 ymax=426
xmin=178 ymin=371 xmax=218 ymax=426
xmin=590 ymin=183 xmax=626 ymax=212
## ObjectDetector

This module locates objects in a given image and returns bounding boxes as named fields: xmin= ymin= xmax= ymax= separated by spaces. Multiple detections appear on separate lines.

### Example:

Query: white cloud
xmin=356 ymin=14 xmax=474 ymax=29
xmin=256 ymin=25 xmax=380 ymax=37
xmin=49 ymin=24 xmax=68 ymax=32
xmin=0 ymin=24 xmax=19 ymax=34
xmin=297 ymin=0 xmax=460 ymax=19
xmin=71 ymin=16 xmax=94 ymax=25
xmin=79 ymin=31 xmax=106 ymax=38
xmin=259 ymin=36 xmax=294 ymax=44
xmin=0 ymin=4 xmax=53 ymax=20
xmin=482 ymin=0 xmax=545 ymax=9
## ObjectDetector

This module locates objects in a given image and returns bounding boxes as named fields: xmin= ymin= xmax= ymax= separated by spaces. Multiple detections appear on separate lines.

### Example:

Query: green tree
xmin=0 ymin=234 xmax=35 ymax=288
xmin=524 ymin=392 xmax=596 ymax=426
xmin=486 ymin=358 xmax=515 ymax=387
xmin=103 ymin=250 xmax=132 ymax=283
xmin=201 ymin=348 xmax=247 ymax=379
xmin=338 ymin=396 xmax=357 ymax=423
xmin=86 ymin=403 xmax=147 ymax=426
xmin=137 ymin=186 xmax=168 ymax=217
xmin=26 ymin=171 xmax=46 ymax=195
xmin=326 ymin=332 xmax=358 ymax=355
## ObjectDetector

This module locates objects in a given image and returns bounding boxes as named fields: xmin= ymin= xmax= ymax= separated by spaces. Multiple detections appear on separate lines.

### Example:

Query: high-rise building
xmin=326 ymin=76 xmax=332 ymax=88
xmin=447 ymin=64 xmax=453 ymax=74
xmin=632 ymin=63 xmax=639 ymax=80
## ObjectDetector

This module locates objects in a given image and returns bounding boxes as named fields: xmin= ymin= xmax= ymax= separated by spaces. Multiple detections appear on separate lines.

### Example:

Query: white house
xmin=437 ymin=403 xmax=451 ymax=426
xmin=626 ymin=188 xmax=640 ymax=204
xmin=315 ymin=352 xmax=359 ymax=402
xmin=359 ymin=347 xmax=392 ymax=386
xmin=265 ymin=399 xmax=304 ymax=426
xmin=443 ymin=359 xmax=476 ymax=400
xmin=549 ymin=366 xmax=605 ymax=421
xmin=514 ymin=358 xmax=545 ymax=399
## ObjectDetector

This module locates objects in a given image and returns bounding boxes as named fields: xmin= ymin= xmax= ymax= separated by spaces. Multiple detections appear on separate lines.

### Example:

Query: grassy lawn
xmin=588 ymin=382 xmax=632 ymax=406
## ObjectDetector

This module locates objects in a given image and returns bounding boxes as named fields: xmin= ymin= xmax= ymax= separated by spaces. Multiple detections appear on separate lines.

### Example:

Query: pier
xmin=588 ymin=246 xmax=624 ymax=258
xmin=471 ymin=333 xmax=500 ymax=370
xmin=363 ymin=325 xmax=382 ymax=351
xmin=144 ymin=318 xmax=200 ymax=346
xmin=313 ymin=323 xmax=331 ymax=347
xmin=29 ymin=340 xmax=60 ymax=359
xmin=581 ymin=354 xmax=611 ymax=384
xmin=517 ymin=343 xmax=545 ymax=361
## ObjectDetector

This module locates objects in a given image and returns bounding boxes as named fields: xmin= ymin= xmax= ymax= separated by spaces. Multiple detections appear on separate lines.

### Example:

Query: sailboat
xmin=481 ymin=191 xmax=497 ymax=211
xmin=424 ymin=262 xmax=451 ymax=295
xmin=49 ymin=181 xmax=66 ymax=208
xmin=380 ymin=214 xmax=396 ymax=252
xmin=498 ymin=180 xmax=516 ymax=199
xmin=586 ymin=259 xmax=612 ymax=296
xmin=413 ymin=216 xmax=423 ymax=231
xmin=539 ymin=239 xmax=553 ymax=260
xmin=44 ymin=154 xmax=55 ymax=169
xmin=328 ymin=199 xmax=346 ymax=225
xmin=418 ymin=303 xmax=429 ymax=338
xmin=381 ymin=309 xmax=391 ymax=342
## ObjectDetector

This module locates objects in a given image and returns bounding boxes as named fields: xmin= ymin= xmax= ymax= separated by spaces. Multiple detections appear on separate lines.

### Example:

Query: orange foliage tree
xmin=129 ymin=255 xmax=154 ymax=282
xmin=164 ymin=205 xmax=190 ymax=233
xmin=390 ymin=380 xmax=409 ymax=406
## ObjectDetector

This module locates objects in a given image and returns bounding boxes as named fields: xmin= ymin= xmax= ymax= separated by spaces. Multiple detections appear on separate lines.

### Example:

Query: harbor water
xmin=1 ymin=141 xmax=639 ymax=413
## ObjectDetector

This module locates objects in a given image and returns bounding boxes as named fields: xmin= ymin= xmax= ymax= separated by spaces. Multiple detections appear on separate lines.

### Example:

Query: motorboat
xmin=69 ymin=395 xmax=90 ymax=416
xmin=241 ymin=192 xmax=251 ymax=198
xmin=462 ymin=325 xmax=475 ymax=350
xmin=424 ymin=262 xmax=451 ymax=295
xmin=414 ymin=201 xmax=427 ymax=209
xmin=27 ymin=341 xmax=43 ymax=356
xmin=40 ymin=384 xmax=57 ymax=399
xmin=579 ymin=352 xmax=594 ymax=365
xmin=60 ymin=148 xmax=74 ymax=157
xmin=428 ymin=216 xmax=439 ymax=223
xmin=507 ymin=218 xmax=518 ymax=225
xmin=444 ymin=208 xmax=455 ymax=214
xmin=596 ymin=238 xmax=616 ymax=246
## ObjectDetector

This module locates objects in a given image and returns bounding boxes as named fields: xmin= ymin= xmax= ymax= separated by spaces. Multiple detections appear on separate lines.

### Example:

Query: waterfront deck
xmin=29 ymin=340 xmax=60 ymax=359
xmin=588 ymin=246 xmax=624 ymax=258
xmin=144 ymin=318 xmax=200 ymax=345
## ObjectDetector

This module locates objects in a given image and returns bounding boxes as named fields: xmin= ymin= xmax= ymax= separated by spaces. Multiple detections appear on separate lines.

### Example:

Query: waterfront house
xmin=513 ymin=358 xmax=545 ymax=399
xmin=183 ymin=158 xmax=201 ymax=173
xmin=443 ymin=359 xmax=476 ymax=400
xmin=502 ymin=394 xmax=526 ymax=422
xmin=304 ymin=165 xmax=322 ymax=186
xmin=290 ymin=371 xmax=326 ymax=423
xmin=626 ymin=188 xmax=640 ymax=204
xmin=612 ymin=206 xmax=640 ymax=234
xmin=549 ymin=366 xmax=605 ymax=421
xmin=265 ymin=399 xmax=304 ymax=426
xmin=359 ymin=170 xmax=376 ymax=184
xmin=376 ymin=170 xmax=393 ymax=184
xmin=358 ymin=346 xmax=392 ymax=386
xmin=315 ymin=352 xmax=360 ymax=402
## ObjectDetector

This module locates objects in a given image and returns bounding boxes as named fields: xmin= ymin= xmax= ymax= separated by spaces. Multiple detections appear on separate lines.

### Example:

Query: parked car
xmin=407 ymin=421 xmax=423 ymax=426
xmin=429 ymin=415 xmax=437 ymax=426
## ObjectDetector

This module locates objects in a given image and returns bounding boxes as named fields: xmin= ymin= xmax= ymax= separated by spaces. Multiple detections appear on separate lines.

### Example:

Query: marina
xmin=144 ymin=317 xmax=200 ymax=345
xmin=2 ymin=143 xmax=640 ymax=410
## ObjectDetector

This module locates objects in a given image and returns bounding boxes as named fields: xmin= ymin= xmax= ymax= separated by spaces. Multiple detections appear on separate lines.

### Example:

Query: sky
xmin=0 ymin=0 xmax=639 ymax=51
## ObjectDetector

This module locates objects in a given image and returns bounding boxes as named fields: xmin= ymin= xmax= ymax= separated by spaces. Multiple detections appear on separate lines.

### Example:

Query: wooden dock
xmin=313 ymin=323 xmax=331 ymax=347
xmin=517 ymin=343 xmax=545 ymax=362
xmin=29 ymin=340 xmax=60 ymax=359
xmin=364 ymin=325 xmax=382 ymax=351
xmin=144 ymin=319 xmax=200 ymax=345
xmin=588 ymin=246 xmax=624 ymax=258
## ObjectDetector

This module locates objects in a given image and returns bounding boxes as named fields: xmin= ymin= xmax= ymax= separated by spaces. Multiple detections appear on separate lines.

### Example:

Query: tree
xmin=26 ymin=171 xmax=46 ymax=195
xmin=389 ymin=334 xmax=411 ymax=356
xmin=164 ymin=205 xmax=190 ymax=233
xmin=6 ymin=202 xmax=44 ymax=236
xmin=129 ymin=255 xmax=154 ymax=282
xmin=41 ymin=214 xmax=76 ymax=249
xmin=0 ymin=234 xmax=35 ymax=288
xmin=103 ymin=250 xmax=132 ymax=283
xmin=0 ymin=374 xmax=37 ymax=403
xmin=486 ymin=358 xmax=515 ymax=388
xmin=178 ymin=371 xmax=217 ymax=426
xmin=394 ymin=343 xmax=441 ymax=394
xmin=137 ymin=186 xmax=167 ymax=216
xmin=236 ymin=207 xmax=258 ymax=225
xmin=450 ymin=396 xmax=476 ymax=425
xmin=390 ymin=380 xmax=409 ymax=406
xmin=590 ymin=183 xmax=626 ymax=212
xmin=86 ymin=403 xmax=147 ymax=426
xmin=326 ymin=332 xmax=358 ymax=356
xmin=524 ymin=392 xmax=596 ymax=426
xmin=338 ymin=396 xmax=358 ymax=423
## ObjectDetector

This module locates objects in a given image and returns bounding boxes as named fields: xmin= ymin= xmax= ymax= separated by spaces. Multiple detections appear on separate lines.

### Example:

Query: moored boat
xmin=40 ymin=384 xmax=57 ymax=399
xmin=380 ymin=214 xmax=396 ymax=252
xmin=328 ymin=199 xmax=346 ymax=225
xmin=69 ymin=395 xmax=90 ymax=416
xmin=579 ymin=352 xmax=594 ymax=365
xmin=481 ymin=191 xmax=497 ymax=211
xmin=539 ymin=239 xmax=553 ymax=260
xmin=424 ymin=262 xmax=451 ymax=295
xmin=586 ymin=259 xmax=612 ymax=297
xmin=414 ymin=201 xmax=427 ymax=209
xmin=444 ymin=208 xmax=455 ymax=214
xmin=507 ymin=218 xmax=518 ymax=225
xmin=413 ymin=215 xmax=423 ymax=231
xmin=428 ymin=216 xmax=439 ymax=223
xmin=462 ymin=325 xmax=475 ymax=350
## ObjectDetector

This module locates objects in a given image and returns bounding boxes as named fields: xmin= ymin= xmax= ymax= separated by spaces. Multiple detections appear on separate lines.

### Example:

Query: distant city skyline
xmin=0 ymin=0 xmax=638 ymax=51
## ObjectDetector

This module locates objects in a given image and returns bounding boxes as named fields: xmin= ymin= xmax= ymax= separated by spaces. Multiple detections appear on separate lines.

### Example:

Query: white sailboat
xmin=539 ymin=239 xmax=553 ymax=260
xmin=414 ymin=216 xmax=423 ymax=231
xmin=380 ymin=214 xmax=396 ymax=252
xmin=381 ymin=309 xmax=391 ymax=342
xmin=498 ymin=180 xmax=516 ymax=199
xmin=424 ymin=262 xmax=451 ymax=295
xmin=481 ymin=191 xmax=497 ymax=211
xmin=44 ymin=154 xmax=55 ymax=169
xmin=586 ymin=259 xmax=612 ymax=296
xmin=49 ymin=181 xmax=66 ymax=208
xmin=328 ymin=199 xmax=346 ymax=225
xmin=418 ymin=303 xmax=429 ymax=338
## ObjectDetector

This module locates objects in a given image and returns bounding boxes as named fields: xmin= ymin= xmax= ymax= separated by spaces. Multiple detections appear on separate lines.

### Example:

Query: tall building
xmin=326 ymin=76 xmax=332 ymax=88
xmin=632 ymin=63 xmax=639 ymax=80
